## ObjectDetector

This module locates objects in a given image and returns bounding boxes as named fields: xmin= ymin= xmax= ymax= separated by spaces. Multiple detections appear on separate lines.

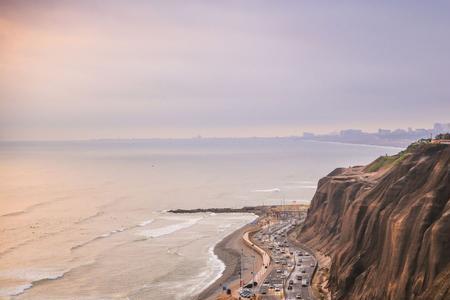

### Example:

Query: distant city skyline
xmin=1 ymin=1 xmax=450 ymax=140
xmin=301 ymin=122 xmax=450 ymax=147
xmin=304 ymin=122 xmax=450 ymax=136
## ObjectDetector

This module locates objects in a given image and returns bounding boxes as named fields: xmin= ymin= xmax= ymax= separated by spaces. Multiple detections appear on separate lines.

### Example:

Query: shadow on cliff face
xmin=299 ymin=143 xmax=450 ymax=300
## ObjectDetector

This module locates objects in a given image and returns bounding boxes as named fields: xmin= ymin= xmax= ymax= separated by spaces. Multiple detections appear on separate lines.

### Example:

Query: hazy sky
xmin=1 ymin=1 xmax=449 ymax=140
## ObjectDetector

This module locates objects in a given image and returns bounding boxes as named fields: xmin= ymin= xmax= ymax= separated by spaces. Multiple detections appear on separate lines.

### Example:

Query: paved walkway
xmin=242 ymin=230 xmax=271 ymax=285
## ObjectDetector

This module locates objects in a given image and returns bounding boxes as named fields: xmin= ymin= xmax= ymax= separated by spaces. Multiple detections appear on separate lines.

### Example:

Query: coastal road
xmin=250 ymin=218 xmax=316 ymax=300
xmin=253 ymin=220 xmax=295 ymax=299
xmin=285 ymin=249 xmax=316 ymax=300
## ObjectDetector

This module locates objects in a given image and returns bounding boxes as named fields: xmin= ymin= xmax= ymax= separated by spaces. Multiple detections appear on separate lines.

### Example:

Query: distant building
xmin=340 ymin=129 xmax=363 ymax=136
xmin=299 ymin=122 xmax=449 ymax=147
xmin=433 ymin=123 xmax=450 ymax=134
xmin=378 ymin=129 xmax=391 ymax=136
xmin=302 ymin=132 xmax=315 ymax=138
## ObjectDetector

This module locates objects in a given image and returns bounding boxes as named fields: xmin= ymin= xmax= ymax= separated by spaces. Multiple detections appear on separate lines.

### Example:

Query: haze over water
xmin=0 ymin=139 xmax=398 ymax=299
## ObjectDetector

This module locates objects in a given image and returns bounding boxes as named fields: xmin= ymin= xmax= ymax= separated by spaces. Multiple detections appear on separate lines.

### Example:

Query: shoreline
xmin=167 ymin=207 xmax=265 ymax=300
xmin=196 ymin=224 xmax=251 ymax=300
xmin=180 ymin=205 xmax=308 ymax=300
xmin=197 ymin=216 xmax=267 ymax=300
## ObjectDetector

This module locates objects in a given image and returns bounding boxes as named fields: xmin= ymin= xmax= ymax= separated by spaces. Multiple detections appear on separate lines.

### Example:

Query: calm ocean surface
xmin=0 ymin=139 xmax=399 ymax=299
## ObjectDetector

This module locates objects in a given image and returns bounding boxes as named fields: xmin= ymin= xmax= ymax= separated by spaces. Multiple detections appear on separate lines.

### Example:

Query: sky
xmin=1 ymin=0 xmax=449 ymax=140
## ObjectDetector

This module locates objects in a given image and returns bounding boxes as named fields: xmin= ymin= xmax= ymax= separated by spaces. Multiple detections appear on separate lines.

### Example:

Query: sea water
xmin=0 ymin=139 xmax=399 ymax=299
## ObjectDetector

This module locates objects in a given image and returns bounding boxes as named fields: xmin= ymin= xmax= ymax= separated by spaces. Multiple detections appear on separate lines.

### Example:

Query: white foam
xmin=99 ymin=227 xmax=126 ymax=238
xmin=205 ymin=245 xmax=226 ymax=286
xmin=139 ymin=218 xmax=201 ymax=238
xmin=180 ymin=215 xmax=258 ymax=299
xmin=130 ymin=213 xmax=257 ymax=299
xmin=0 ymin=268 xmax=66 ymax=297
xmin=218 ymin=223 xmax=232 ymax=232
xmin=138 ymin=219 xmax=154 ymax=227
xmin=0 ymin=284 xmax=33 ymax=297
xmin=252 ymin=188 xmax=281 ymax=193
xmin=0 ymin=269 xmax=65 ymax=282
xmin=176 ymin=245 xmax=226 ymax=300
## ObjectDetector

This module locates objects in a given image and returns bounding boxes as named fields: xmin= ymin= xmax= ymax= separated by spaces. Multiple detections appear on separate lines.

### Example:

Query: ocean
xmin=0 ymin=138 xmax=400 ymax=299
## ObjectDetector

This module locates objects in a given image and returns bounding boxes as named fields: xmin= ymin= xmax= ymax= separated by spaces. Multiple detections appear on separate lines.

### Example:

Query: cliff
xmin=299 ymin=143 xmax=450 ymax=300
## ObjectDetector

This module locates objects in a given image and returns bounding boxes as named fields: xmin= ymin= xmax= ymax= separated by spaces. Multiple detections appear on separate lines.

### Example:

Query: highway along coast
xmin=175 ymin=205 xmax=319 ymax=300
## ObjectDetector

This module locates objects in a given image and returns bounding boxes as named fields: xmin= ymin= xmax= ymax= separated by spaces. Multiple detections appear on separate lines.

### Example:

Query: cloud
xmin=1 ymin=1 xmax=449 ymax=140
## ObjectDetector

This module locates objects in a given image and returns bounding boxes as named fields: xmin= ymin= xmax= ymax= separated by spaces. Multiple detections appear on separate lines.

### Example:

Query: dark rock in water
xmin=168 ymin=206 xmax=268 ymax=215
xmin=299 ymin=143 xmax=450 ymax=300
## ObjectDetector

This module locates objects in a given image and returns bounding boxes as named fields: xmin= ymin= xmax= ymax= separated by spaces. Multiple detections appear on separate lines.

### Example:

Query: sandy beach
xmin=197 ymin=221 xmax=265 ymax=300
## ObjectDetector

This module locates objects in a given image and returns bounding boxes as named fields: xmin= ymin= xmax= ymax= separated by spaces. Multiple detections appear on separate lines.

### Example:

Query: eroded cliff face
xmin=299 ymin=144 xmax=450 ymax=300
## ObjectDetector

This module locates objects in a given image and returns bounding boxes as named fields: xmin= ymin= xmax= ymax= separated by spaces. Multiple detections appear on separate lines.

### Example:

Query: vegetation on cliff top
xmin=363 ymin=140 xmax=446 ymax=173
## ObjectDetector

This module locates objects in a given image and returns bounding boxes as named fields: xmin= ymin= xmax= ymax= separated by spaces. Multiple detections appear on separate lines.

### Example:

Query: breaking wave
xmin=139 ymin=218 xmax=202 ymax=238
xmin=71 ymin=218 xmax=153 ymax=251
xmin=0 ymin=268 xmax=67 ymax=297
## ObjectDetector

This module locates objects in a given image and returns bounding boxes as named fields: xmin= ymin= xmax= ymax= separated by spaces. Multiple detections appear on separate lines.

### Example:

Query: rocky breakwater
xmin=298 ymin=143 xmax=450 ymax=299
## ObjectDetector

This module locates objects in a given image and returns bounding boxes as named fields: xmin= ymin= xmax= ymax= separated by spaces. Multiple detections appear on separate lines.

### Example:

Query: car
xmin=275 ymin=287 xmax=281 ymax=292
xmin=276 ymin=269 xmax=282 ymax=273
xmin=296 ymin=294 xmax=303 ymax=299
xmin=287 ymin=285 xmax=293 ymax=290
xmin=310 ymin=263 xmax=315 ymax=267
xmin=264 ymin=279 xmax=270 ymax=284
xmin=289 ymin=280 xmax=294 ymax=285
xmin=239 ymin=288 xmax=253 ymax=298
xmin=301 ymin=279 xmax=309 ymax=287
xmin=297 ymin=262 xmax=302 ymax=266
xmin=301 ymin=269 xmax=306 ymax=273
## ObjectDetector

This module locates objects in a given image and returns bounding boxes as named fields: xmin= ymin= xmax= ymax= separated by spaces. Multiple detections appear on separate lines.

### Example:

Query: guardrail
xmin=241 ymin=226 xmax=271 ymax=290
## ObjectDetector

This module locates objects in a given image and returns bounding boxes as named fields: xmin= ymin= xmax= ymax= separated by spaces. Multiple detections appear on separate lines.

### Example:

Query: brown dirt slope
xmin=299 ymin=143 xmax=450 ymax=300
